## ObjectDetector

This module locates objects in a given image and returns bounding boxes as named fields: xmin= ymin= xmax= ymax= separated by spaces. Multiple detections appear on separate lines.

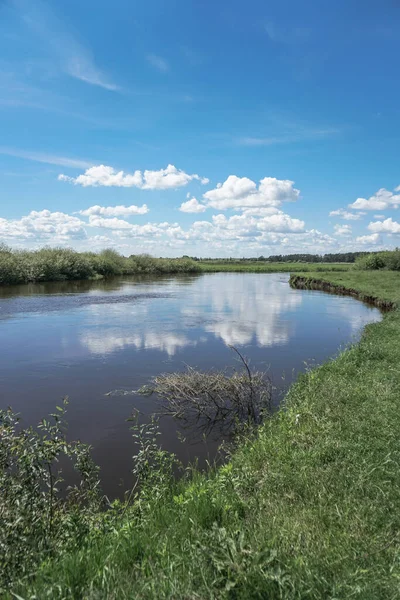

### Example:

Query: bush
xmin=0 ymin=246 xmax=201 ymax=285
xmin=0 ymin=401 xmax=102 ymax=590
xmin=354 ymin=253 xmax=386 ymax=270
xmin=381 ymin=249 xmax=400 ymax=271
xmin=354 ymin=249 xmax=400 ymax=271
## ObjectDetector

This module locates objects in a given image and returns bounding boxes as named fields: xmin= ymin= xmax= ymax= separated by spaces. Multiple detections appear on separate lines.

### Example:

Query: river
xmin=0 ymin=272 xmax=381 ymax=497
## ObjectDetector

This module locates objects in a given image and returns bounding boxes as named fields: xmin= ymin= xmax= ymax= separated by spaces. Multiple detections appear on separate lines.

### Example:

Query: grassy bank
xmin=290 ymin=270 xmax=400 ymax=309
xmin=7 ymin=271 xmax=400 ymax=598
xmin=198 ymin=261 xmax=351 ymax=273
xmin=0 ymin=246 xmax=200 ymax=285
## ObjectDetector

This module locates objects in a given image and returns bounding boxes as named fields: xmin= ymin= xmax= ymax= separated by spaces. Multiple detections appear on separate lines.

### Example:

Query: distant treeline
xmin=192 ymin=252 xmax=373 ymax=263
xmin=0 ymin=245 xmax=200 ymax=286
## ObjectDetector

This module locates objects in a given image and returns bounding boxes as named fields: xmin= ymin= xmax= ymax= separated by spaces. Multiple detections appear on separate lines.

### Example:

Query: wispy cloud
xmin=238 ymin=128 xmax=339 ymax=147
xmin=0 ymin=147 xmax=94 ymax=169
xmin=147 ymin=54 xmax=170 ymax=73
xmin=12 ymin=0 xmax=119 ymax=91
xmin=264 ymin=20 xmax=311 ymax=44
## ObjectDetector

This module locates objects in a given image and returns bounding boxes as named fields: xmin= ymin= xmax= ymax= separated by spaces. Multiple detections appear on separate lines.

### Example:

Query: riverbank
xmin=290 ymin=270 xmax=399 ymax=310
xmin=10 ymin=271 xmax=400 ymax=598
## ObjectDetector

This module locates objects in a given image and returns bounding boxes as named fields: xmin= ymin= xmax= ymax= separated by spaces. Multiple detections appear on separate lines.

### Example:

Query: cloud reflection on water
xmin=79 ymin=274 xmax=303 ymax=357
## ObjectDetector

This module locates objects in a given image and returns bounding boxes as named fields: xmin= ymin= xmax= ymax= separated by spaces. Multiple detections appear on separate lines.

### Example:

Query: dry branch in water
xmin=140 ymin=352 xmax=271 ymax=435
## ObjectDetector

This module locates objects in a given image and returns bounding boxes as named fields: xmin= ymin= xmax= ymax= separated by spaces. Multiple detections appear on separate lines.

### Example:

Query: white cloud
xmin=256 ymin=213 xmax=304 ymax=233
xmin=187 ymin=212 xmax=305 ymax=243
xmin=0 ymin=147 xmax=93 ymax=169
xmin=373 ymin=214 xmax=386 ymax=220
xmin=58 ymin=166 xmax=142 ymax=188
xmin=80 ymin=204 xmax=149 ymax=217
xmin=241 ymin=207 xmax=281 ymax=216
xmin=203 ymin=175 xmax=300 ymax=210
xmin=356 ymin=233 xmax=380 ymax=244
xmin=334 ymin=224 xmax=352 ymax=236
xmin=368 ymin=217 xmax=400 ymax=234
xmin=329 ymin=208 xmax=363 ymax=221
xmin=0 ymin=210 xmax=87 ymax=241
xmin=59 ymin=164 xmax=209 ymax=190
xmin=90 ymin=235 xmax=115 ymax=244
xmin=179 ymin=198 xmax=207 ymax=213
xmin=87 ymin=216 xmax=134 ymax=230
xmin=147 ymin=54 xmax=170 ymax=73
xmin=349 ymin=187 xmax=400 ymax=211
xmin=142 ymin=165 xmax=209 ymax=190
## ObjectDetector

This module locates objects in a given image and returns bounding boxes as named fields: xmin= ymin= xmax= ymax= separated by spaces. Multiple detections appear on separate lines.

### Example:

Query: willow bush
xmin=0 ymin=245 xmax=201 ymax=285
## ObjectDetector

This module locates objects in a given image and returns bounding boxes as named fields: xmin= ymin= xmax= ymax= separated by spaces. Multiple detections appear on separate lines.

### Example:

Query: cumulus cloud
xmin=0 ymin=210 xmax=87 ymax=241
xmin=142 ymin=165 xmax=209 ymax=190
xmin=80 ymin=204 xmax=149 ymax=217
xmin=59 ymin=164 xmax=209 ymax=190
xmin=349 ymin=187 xmax=400 ymax=211
xmin=356 ymin=233 xmax=380 ymax=244
xmin=329 ymin=208 xmax=363 ymax=221
xmin=90 ymin=235 xmax=115 ymax=244
xmin=241 ymin=207 xmax=281 ymax=216
xmin=179 ymin=198 xmax=207 ymax=213
xmin=334 ymin=224 xmax=352 ymax=236
xmin=186 ymin=212 xmax=305 ymax=244
xmin=87 ymin=216 xmax=134 ymax=230
xmin=373 ymin=214 xmax=386 ymax=220
xmin=368 ymin=217 xmax=400 ymax=234
xmin=203 ymin=175 xmax=300 ymax=210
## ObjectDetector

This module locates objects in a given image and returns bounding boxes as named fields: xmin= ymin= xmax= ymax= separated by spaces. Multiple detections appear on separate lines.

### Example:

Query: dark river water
xmin=0 ymin=273 xmax=381 ymax=498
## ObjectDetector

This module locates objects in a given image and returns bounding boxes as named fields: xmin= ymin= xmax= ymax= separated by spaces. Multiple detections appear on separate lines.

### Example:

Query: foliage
xmin=128 ymin=410 xmax=182 ymax=505
xmin=0 ymin=247 xmax=201 ymax=285
xmin=354 ymin=249 xmax=400 ymax=271
xmin=0 ymin=400 xmax=102 ymax=592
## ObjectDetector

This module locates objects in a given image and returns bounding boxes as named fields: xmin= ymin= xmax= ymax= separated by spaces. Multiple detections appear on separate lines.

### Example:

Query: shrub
xmin=0 ymin=400 xmax=102 ymax=591
xmin=0 ymin=246 xmax=200 ymax=285
xmin=354 ymin=253 xmax=386 ymax=270
xmin=381 ymin=248 xmax=400 ymax=271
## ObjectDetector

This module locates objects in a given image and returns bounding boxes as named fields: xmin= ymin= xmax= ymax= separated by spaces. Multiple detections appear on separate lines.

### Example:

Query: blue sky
xmin=1 ymin=0 xmax=400 ymax=257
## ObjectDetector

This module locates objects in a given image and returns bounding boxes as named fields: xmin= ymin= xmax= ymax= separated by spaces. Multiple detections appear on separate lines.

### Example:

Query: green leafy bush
xmin=381 ymin=249 xmax=400 ymax=271
xmin=354 ymin=249 xmax=400 ymax=271
xmin=0 ymin=246 xmax=201 ymax=285
xmin=0 ymin=400 xmax=102 ymax=591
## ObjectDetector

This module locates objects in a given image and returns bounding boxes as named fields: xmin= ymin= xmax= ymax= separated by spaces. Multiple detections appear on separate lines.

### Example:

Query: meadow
xmin=3 ymin=267 xmax=400 ymax=598
xmin=198 ymin=260 xmax=351 ymax=273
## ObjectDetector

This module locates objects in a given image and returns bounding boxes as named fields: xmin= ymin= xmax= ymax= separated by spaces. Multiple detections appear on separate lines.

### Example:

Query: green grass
xmin=198 ymin=261 xmax=351 ymax=273
xmin=290 ymin=270 xmax=400 ymax=307
xmin=10 ymin=271 xmax=400 ymax=598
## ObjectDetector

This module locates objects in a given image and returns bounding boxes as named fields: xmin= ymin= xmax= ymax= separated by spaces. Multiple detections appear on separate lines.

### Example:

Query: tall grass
xmin=0 ymin=245 xmax=201 ymax=285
